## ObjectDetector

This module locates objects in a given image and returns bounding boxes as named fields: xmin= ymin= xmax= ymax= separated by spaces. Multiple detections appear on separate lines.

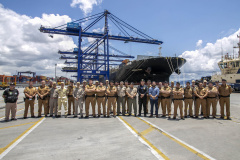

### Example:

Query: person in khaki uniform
xmin=106 ymin=81 xmax=117 ymax=117
xmin=206 ymin=81 xmax=218 ymax=118
xmin=49 ymin=82 xmax=58 ymax=117
xmin=126 ymin=82 xmax=137 ymax=116
xmin=158 ymin=82 xmax=163 ymax=110
xmin=23 ymin=81 xmax=37 ymax=118
xmin=85 ymin=79 xmax=96 ymax=118
xmin=124 ymin=81 xmax=129 ymax=113
xmin=117 ymin=81 xmax=126 ymax=116
xmin=194 ymin=82 xmax=208 ymax=118
xmin=57 ymin=82 xmax=68 ymax=118
xmin=170 ymin=81 xmax=175 ymax=104
xmin=96 ymin=82 xmax=106 ymax=117
xmin=160 ymin=81 xmax=172 ymax=117
xmin=172 ymin=82 xmax=184 ymax=120
xmin=184 ymin=82 xmax=194 ymax=118
xmin=218 ymin=79 xmax=232 ymax=120
xmin=146 ymin=80 xmax=152 ymax=113
xmin=67 ymin=80 xmax=75 ymax=115
xmin=46 ymin=80 xmax=53 ymax=114
xmin=37 ymin=80 xmax=49 ymax=117
xmin=73 ymin=82 xmax=85 ymax=118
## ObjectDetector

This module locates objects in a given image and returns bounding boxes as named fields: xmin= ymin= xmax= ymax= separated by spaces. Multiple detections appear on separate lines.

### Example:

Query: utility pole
xmin=55 ymin=64 xmax=57 ymax=81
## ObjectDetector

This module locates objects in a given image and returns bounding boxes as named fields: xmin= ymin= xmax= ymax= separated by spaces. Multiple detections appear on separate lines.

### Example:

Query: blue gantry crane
xmin=39 ymin=10 xmax=163 ymax=82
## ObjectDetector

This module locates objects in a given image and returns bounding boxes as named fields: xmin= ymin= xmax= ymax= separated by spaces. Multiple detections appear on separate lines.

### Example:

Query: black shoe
xmin=45 ymin=115 xmax=48 ymax=117
xmin=149 ymin=115 xmax=153 ymax=117
xmin=207 ymin=116 xmax=210 ymax=118
xmin=116 ymin=114 xmax=119 ymax=116
xmin=181 ymin=117 xmax=185 ymax=120
xmin=50 ymin=115 xmax=53 ymax=117
xmin=122 ymin=114 xmax=125 ymax=116
xmin=56 ymin=115 xmax=61 ymax=118
xmin=184 ymin=116 xmax=187 ymax=118
xmin=93 ymin=115 xmax=96 ymax=118
xmin=68 ymin=114 xmax=71 ymax=115
xmin=212 ymin=116 xmax=216 ymax=118
xmin=190 ymin=116 xmax=194 ymax=118
xmin=11 ymin=118 xmax=17 ymax=121
xmin=113 ymin=115 xmax=116 ymax=118
xmin=195 ymin=116 xmax=198 ymax=118
xmin=144 ymin=114 xmax=146 ymax=117
xmin=138 ymin=114 xmax=141 ymax=116
xmin=107 ymin=116 xmax=110 ymax=118
xmin=98 ymin=115 xmax=100 ymax=118
xmin=37 ymin=116 xmax=42 ymax=118
xmin=156 ymin=115 xmax=158 ymax=118
xmin=128 ymin=114 xmax=131 ymax=116
xmin=23 ymin=117 xmax=27 ymax=119
xmin=73 ymin=116 xmax=77 ymax=118
xmin=134 ymin=114 xmax=137 ymax=117
xmin=85 ymin=116 xmax=89 ymax=118
xmin=104 ymin=115 xmax=106 ymax=117
xmin=161 ymin=115 xmax=166 ymax=117
xmin=220 ymin=116 xmax=224 ymax=119
xmin=227 ymin=117 xmax=232 ymax=120
xmin=173 ymin=117 xmax=176 ymax=119
xmin=81 ymin=115 xmax=83 ymax=118
xmin=65 ymin=115 xmax=68 ymax=118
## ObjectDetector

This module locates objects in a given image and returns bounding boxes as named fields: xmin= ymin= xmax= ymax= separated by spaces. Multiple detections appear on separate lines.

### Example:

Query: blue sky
xmin=0 ymin=0 xmax=240 ymax=80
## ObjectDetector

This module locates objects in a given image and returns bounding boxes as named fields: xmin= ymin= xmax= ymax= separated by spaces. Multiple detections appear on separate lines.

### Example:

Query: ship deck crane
xmin=39 ymin=10 xmax=163 ymax=82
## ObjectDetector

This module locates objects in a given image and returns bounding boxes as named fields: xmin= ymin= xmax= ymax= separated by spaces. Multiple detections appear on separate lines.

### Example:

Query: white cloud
xmin=0 ymin=4 xmax=77 ymax=78
xmin=70 ymin=0 xmax=103 ymax=15
xmin=178 ymin=29 xmax=240 ymax=80
xmin=196 ymin=40 xmax=203 ymax=48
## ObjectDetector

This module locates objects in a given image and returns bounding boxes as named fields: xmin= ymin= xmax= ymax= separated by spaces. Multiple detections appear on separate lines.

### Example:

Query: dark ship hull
xmin=109 ymin=57 xmax=186 ymax=83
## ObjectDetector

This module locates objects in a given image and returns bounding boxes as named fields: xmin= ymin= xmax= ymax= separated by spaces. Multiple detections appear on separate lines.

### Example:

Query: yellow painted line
xmin=0 ymin=122 xmax=35 ymax=130
xmin=118 ymin=116 xmax=169 ymax=160
xmin=137 ymin=117 xmax=213 ymax=160
xmin=140 ymin=127 xmax=155 ymax=136
xmin=0 ymin=117 xmax=45 ymax=157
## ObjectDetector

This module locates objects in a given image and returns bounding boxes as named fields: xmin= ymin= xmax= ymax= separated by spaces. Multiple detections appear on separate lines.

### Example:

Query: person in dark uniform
xmin=2 ymin=83 xmax=19 ymax=122
xmin=137 ymin=79 xmax=148 ymax=117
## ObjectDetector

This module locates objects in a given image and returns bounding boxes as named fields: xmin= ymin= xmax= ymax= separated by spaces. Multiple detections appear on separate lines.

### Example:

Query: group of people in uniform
xmin=2 ymin=78 xmax=232 ymax=121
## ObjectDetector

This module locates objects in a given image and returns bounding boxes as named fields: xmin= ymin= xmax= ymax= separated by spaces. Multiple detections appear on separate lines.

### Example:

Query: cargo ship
xmin=109 ymin=54 xmax=186 ymax=82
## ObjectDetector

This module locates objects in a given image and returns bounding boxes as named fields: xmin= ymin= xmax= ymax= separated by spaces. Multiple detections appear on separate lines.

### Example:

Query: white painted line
xmin=116 ymin=116 xmax=165 ymax=160
xmin=140 ymin=117 xmax=216 ymax=160
xmin=0 ymin=117 xmax=45 ymax=159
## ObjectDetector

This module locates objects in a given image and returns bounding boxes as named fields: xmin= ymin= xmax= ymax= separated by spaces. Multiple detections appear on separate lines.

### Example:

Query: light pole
xmin=55 ymin=64 xmax=57 ymax=81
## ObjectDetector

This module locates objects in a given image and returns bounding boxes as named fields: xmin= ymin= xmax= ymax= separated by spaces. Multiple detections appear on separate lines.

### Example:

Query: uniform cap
xmin=95 ymin=81 xmax=99 ymax=83
xmin=164 ymin=81 xmax=168 ymax=83
xmin=140 ymin=79 xmax=145 ymax=82
xmin=77 ymin=82 xmax=80 ymax=84
xmin=83 ymin=80 xmax=87 ymax=82
xmin=222 ymin=79 xmax=227 ymax=81
xmin=208 ymin=81 xmax=213 ymax=84
xmin=215 ymin=80 xmax=219 ymax=83
xmin=10 ymin=82 xmax=15 ymax=86
xmin=176 ymin=82 xmax=180 ymax=85
xmin=130 ymin=82 xmax=134 ymax=85
xmin=70 ymin=80 xmax=74 ymax=83
xmin=192 ymin=80 xmax=195 ymax=83
xmin=171 ymin=81 xmax=174 ymax=83
xmin=61 ymin=82 xmax=64 ymax=84
xmin=203 ymin=80 xmax=207 ymax=83
xmin=53 ymin=82 xmax=56 ymax=84
xmin=110 ymin=80 xmax=114 ymax=83
xmin=106 ymin=80 xmax=109 ymax=82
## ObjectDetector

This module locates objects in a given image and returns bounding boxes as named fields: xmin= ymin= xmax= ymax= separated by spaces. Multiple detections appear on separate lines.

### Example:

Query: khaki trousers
xmin=146 ymin=96 xmax=150 ymax=113
xmin=46 ymin=96 xmax=50 ymax=114
xmin=125 ymin=96 xmax=128 ymax=112
xmin=207 ymin=98 xmax=217 ymax=117
xmin=85 ymin=97 xmax=96 ymax=117
xmin=24 ymin=99 xmax=35 ymax=117
xmin=196 ymin=99 xmax=206 ymax=117
xmin=107 ymin=97 xmax=116 ymax=116
xmin=117 ymin=96 xmax=125 ymax=115
xmin=128 ymin=98 xmax=137 ymax=115
xmin=50 ymin=98 xmax=58 ymax=116
xmin=184 ymin=99 xmax=193 ymax=116
xmin=220 ymin=97 xmax=230 ymax=118
xmin=97 ymin=97 xmax=106 ymax=116
xmin=75 ymin=98 xmax=84 ymax=116
xmin=5 ymin=103 xmax=17 ymax=120
xmin=174 ymin=100 xmax=183 ymax=118
xmin=158 ymin=98 xmax=162 ymax=109
xmin=68 ymin=96 xmax=75 ymax=115
xmin=161 ymin=98 xmax=171 ymax=116
xmin=38 ymin=99 xmax=48 ymax=116
xmin=58 ymin=98 xmax=68 ymax=115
